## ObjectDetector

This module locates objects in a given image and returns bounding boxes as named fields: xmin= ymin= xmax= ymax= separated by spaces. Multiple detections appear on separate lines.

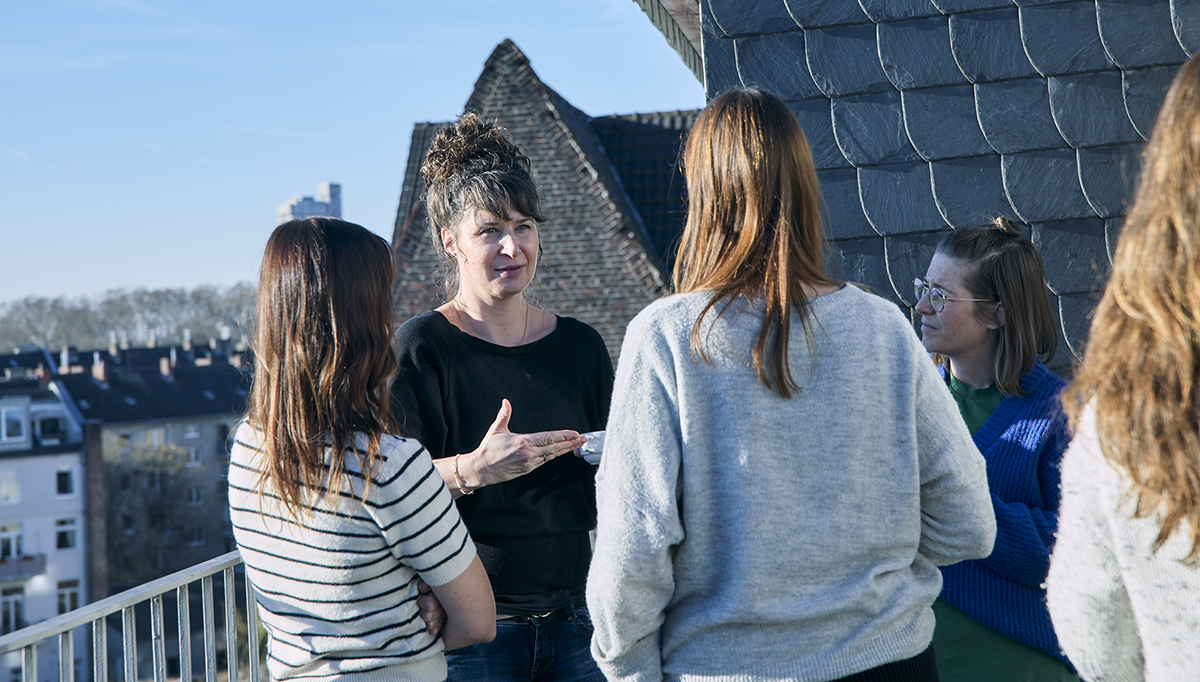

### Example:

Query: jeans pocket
xmin=568 ymin=603 xmax=595 ymax=635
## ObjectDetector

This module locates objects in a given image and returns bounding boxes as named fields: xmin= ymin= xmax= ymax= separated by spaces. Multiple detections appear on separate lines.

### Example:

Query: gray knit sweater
xmin=587 ymin=286 xmax=996 ymax=682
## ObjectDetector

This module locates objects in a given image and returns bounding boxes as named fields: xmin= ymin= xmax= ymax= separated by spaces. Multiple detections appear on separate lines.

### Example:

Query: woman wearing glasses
xmin=914 ymin=219 xmax=1076 ymax=681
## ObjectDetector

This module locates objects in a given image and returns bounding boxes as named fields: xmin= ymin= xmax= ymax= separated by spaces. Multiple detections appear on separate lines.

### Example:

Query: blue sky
xmin=1 ymin=0 xmax=704 ymax=300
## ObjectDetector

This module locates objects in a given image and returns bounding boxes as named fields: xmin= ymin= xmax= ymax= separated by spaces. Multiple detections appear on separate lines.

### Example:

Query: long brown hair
xmin=674 ymin=88 xmax=839 ymax=398
xmin=421 ymin=113 xmax=544 ymax=299
xmin=931 ymin=218 xmax=1057 ymax=396
xmin=247 ymin=218 xmax=398 ymax=519
xmin=1065 ymin=54 xmax=1200 ymax=562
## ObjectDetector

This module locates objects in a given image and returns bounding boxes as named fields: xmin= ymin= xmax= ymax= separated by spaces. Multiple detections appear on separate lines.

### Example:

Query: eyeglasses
xmin=913 ymin=278 xmax=990 ymax=313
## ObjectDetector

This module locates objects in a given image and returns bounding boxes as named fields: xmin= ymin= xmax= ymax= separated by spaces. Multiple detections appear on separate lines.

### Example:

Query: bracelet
xmin=453 ymin=454 xmax=475 ymax=496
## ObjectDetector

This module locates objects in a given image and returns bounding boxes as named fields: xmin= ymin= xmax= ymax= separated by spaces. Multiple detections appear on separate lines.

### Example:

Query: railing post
xmin=202 ymin=576 xmax=216 ymax=682
xmin=150 ymin=595 xmax=166 ymax=682
xmin=120 ymin=607 xmax=136 ymax=682
xmin=177 ymin=584 xmax=191 ymax=682
xmin=59 ymin=631 xmax=74 ymax=682
xmin=244 ymin=573 xmax=259 ymax=682
xmin=223 ymin=568 xmax=238 ymax=682
xmin=21 ymin=644 xmax=36 ymax=682
xmin=92 ymin=618 xmax=106 ymax=682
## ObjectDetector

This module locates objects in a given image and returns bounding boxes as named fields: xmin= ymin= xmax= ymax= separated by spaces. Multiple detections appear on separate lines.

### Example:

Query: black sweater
xmin=391 ymin=311 xmax=614 ymax=614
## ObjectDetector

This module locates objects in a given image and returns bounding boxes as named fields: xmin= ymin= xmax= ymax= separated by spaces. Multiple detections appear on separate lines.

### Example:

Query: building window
xmin=184 ymin=425 xmax=200 ymax=440
xmin=122 ymin=516 xmax=134 ymax=535
xmin=56 ymin=580 xmax=79 ymax=615
xmin=187 ymin=486 xmax=204 ymax=506
xmin=148 ymin=428 xmax=165 ymax=448
xmin=187 ymin=527 xmax=205 ymax=547
xmin=0 ymin=525 xmax=22 ymax=560
xmin=120 ymin=474 xmax=131 ymax=491
xmin=56 ymin=518 xmax=77 ymax=550
xmin=1 ymin=587 xmax=24 ymax=634
xmin=118 ymin=433 xmax=132 ymax=454
xmin=0 ymin=472 xmax=18 ymax=505
xmin=145 ymin=470 xmax=162 ymax=490
xmin=56 ymin=467 xmax=75 ymax=496
xmin=187 ymin=447 xmax=201 ymax=467
xmin=0 ymin=408 xmax=23 ymax=443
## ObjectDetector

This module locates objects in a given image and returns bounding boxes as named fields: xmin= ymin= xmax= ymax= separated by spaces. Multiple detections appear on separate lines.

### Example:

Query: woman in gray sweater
xmin=585 ymin=88 xmax=997 ymax=682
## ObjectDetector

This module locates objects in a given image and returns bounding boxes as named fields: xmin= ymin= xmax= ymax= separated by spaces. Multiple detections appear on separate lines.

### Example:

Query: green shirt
xmin=946 ymin=371 xmax=1003 ymax=435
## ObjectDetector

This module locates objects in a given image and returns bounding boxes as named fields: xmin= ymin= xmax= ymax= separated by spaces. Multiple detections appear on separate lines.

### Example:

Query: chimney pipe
xmin=91 ymin=351 xmax=107 ymax=384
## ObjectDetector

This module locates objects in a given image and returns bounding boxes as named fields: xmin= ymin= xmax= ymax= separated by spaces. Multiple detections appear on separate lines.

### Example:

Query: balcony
xmin=0 ymin=555 xmax=46 ymax=582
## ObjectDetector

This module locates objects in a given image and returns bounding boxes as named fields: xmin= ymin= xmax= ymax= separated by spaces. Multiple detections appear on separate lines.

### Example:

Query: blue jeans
xmin=444 ymin=603 xmax=605 ymax=682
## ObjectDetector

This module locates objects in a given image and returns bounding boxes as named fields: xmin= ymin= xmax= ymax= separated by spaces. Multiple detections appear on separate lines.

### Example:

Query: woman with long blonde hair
xmin=1047 ymin=53 xmax=1200 ymax=681
xmin=586 ymin=88 xmax=996 ymax=682
xmin=229 ymin=218 xmax=494 ymax=682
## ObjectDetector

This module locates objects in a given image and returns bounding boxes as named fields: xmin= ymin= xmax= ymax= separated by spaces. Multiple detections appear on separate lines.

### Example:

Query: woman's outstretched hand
xmin=463 ymin=399 xmax=587 ymax=488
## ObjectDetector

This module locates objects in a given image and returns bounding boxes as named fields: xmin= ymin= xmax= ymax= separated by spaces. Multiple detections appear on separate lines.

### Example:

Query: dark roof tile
xmin=1058 ymin=291 xmax=1103 ymax=360
xmin=858 ymin=0 xmax=942 ymax=22
xmin=1014 ymin=0 xmax=1081 ymax=6
xmin=1033 ymin=218 xmax=1112 ymax=295
xmin=831 ymin=91 xmax=922 ymax=165
xmin=1019 ymin=2 xmax=1115 ymax=76
xmin=1003 ymin=149 xmax=1097 ymax=222
xmin=736 ymin=32 xmax=823 ymax=101
xmin=703 ymin=34 xmax=743 ymax=96
xmin=828 ymin=236 xmax=893 ymax=300
xmin=783 ymin=0 xmax=871 ymax=29
xmin=1044 ymin=292 xmax=1077 ymax=371
xmin=886 ymin=232 xmax=948 ymax=306
xmin=1123 ymin=64 xmax=1183 ymax=139
xmin=902 ymin=85 xmax=994 ymax=160
xmin=1104 ymin=216 xmax=1123 ymax=264
xmin=949 ymin=8 xmax=1041 ymax=83
xmin=1077 ymin=143 xmax=1145 ymax=218
xmin=789 ymin=99 xmax=852 ymax=169
xmin=708 ymin=0 xmax=798 ymax=37
xmin=878 ymin=16 xmax=968 ymax=90
xmin=931 ymin=155 xmax=1021 ymax=228
xmin=859 ymin=162 xmax=948 ymax=235
xmin=976 ymin=77 xmax=1068 ymax=153
xmin=701 ymin=4 xmax=725 ymax=37
xmin=817 ymin=168 xmax=877 ymax=239
xmin=1096 ymin=0 xmax=1191 ymax=68
xmin=1048 ymin=72 xmax=1144 ymax=147
xmin=805 ymin=23 xmax=895 ymax=97
xmin=1176 ymin=1 xmax=1200 ymax=54
xmin=933 ymin=0 xmax=1014 ymax=12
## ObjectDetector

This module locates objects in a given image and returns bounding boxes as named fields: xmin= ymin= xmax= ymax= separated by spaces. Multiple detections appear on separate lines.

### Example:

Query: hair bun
xmin=421 ymin=113 xmax=528 ymax=187
xmin=991 ymin=216 xmax=1023 ymax=238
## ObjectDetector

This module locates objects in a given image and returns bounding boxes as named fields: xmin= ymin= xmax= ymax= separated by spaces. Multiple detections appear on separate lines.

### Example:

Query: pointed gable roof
xmin=391 ymin=40 xmax=696 ymax=358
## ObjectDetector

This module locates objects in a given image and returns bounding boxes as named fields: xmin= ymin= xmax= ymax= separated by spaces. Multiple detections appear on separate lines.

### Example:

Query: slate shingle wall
xmin=702 ymin=0 xmax=1195 ymax=369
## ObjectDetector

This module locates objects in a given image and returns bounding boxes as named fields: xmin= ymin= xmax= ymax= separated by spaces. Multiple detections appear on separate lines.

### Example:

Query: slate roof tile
xmin=1014 ymin=0 xmax=1084 ymax=6
xmin=878 ymin=16 xmax=968 ymax=91
xmin=1097 ymin=0 xmax=1191 ymax=68
xmin=1176 ymin=0 xmax=1200 ymax=54
xmin=1045 ymin=293 xmax=1077 ymax=371
xmin=976 ymin=77 xmax=1068 ymax=153
xmin=1020 ymin=2 xmax=1116 ymax=77
xmin=784 ymin=0 xmax=871 ymax=29
xmin=859 ymin=162 xmax=948 ymax=235
xmin=789 ymin=99 xmax=852 ymax=169
xmin=902 ymin=85 xmax=994 ymax=160
xmin=1104 ymin=216 xmax=1123 ymax=264
xmin=701 ymin=2 xmax=725 ymax=37
xmin=707 ymin=0 xmax=799 ymax=37
xmin=1002 ymin=148 xmax=1098 ymax=222
xmin=703 ymin=34 xmax=743 ymax=96
xmin=832 ymin=91 xmax=922 ymax=165
xmin=736 ymin=32 xmax=823 ymax=101
xmin=817 ymin=168 xmax=877 ymax=239
xmin=930 ymin=155 xmax=1021 ymax=228
xmin=1077 ymin=143 xmax=1146 ymax=217
xmin=1122 ymin=64 xmax=1184 ymax=139
xmin=828 ymin=237 xmax=893 ymax=300
xmin=858 ymin=0 xmax=942 ymax=22
xmin=1058 ymin=291 xmax=1103 ymax=359
xmin=950 ymin=8 xmax=1042 ymax=83
xmin=1033 ymin=218 xmax=1112 ymax=295
xmin=805 ymin=23 xmax=895 ymax=97
xmin=933 ymin=0 xmax=1016 ymax=12
xmin=885 ymin=231 xmax=949 ymax=306
xmin=1049 ymin=72 xmax=1144 ymax=147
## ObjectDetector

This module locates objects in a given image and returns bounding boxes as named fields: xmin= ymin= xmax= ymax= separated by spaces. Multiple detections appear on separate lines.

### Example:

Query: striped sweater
xmin=229 ymin=423 xmax=477 ymax=682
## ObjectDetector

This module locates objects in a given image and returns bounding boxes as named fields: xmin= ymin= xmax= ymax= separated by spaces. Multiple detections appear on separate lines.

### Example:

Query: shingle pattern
xmin=57 ymin=358 xmax=249 ymax=424
xmin=702 ymin=0 xmax=1195 ymax=368
xmin=391 ymin=40 xmax=696 ymax=360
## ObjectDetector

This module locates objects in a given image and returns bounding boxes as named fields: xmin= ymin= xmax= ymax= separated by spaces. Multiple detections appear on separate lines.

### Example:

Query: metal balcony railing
xmin=0 ymin=551 xmax=259 ymax=682
xmin=0 ymin=554 xmax=47 ymax=582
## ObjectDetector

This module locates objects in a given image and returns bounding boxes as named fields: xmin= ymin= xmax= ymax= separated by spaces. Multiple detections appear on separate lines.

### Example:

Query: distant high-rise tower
xmin=277 ymin=182 xmax=341 ymax=224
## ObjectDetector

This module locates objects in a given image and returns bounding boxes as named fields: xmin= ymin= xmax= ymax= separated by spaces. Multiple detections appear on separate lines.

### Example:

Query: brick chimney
xmin=159 ymin=347 xmax=176 ymax=379
xmin=91 ymin=352 xmax=107 ymax=384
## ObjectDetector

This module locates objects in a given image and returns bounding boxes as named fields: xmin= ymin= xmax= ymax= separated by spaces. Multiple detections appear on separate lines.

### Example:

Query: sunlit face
xmin=443 ymin=206 xmax=538 ymax=303
xmin=915 ymin=253 xmax=999 ymax=361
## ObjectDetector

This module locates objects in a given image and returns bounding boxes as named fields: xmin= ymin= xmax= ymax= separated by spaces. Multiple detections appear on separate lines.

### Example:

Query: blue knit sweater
xmin=939 ymin=361 xmax=1072 ymax=665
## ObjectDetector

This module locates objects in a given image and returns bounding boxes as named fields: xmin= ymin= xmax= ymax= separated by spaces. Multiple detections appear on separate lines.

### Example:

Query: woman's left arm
xmin=978 ymin=405 xmax=1071 ymax=587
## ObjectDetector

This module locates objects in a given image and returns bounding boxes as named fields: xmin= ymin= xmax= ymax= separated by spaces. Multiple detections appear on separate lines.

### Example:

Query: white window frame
xmin=184 ymin=424 xmax=201 ymax=440
xmin=1 ymin=587 xmax=25 ymax=635
xmin=55 ymin=517 xmax=78 ymax=551
xmin=0 ymin=471 xmax=19 ymax=506
xmin=186 ymin=446 xmax=201 ymax=467
xmin=0 ymin=524 xmax=23 ymax=560
xmin=56 ymin=580 xmax=79 ymax=615
xmin=187 ymin=485 xmax=204 ymax=506
xmin=0 ymin=407 xmax=24 ymax=443
xmin=56 ymin=466 xmax=76 ymax=498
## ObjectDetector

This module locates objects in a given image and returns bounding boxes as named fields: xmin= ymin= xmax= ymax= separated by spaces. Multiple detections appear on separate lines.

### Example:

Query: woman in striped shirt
xmin=230 ymin=218 xmax=495 ymax=682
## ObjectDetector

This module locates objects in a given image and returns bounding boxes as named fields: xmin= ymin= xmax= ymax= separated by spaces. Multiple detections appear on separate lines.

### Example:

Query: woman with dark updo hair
xmin=391 ymin=113 xmax=612 ymax=682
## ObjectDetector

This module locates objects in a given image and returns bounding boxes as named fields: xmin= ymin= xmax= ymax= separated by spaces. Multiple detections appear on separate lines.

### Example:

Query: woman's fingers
xmin=525 ymin=431 xmax=587 ymax=463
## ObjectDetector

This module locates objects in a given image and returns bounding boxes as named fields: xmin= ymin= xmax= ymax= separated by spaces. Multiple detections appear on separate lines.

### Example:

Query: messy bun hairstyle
xmin=421 ymin=113 xmax=544 ymax=298
xmin=932 ymin=217 xmax=1057 ymax=396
